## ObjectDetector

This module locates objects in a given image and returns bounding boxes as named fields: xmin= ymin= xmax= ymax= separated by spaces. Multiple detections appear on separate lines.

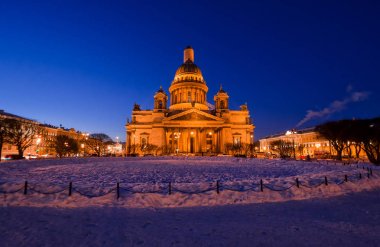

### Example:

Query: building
xmin=126 ymin=46 xmax=255 ymax=155
xmin=0 ymin=109 xmax=87 ymax=159
xmin=259 ymin=128 xmax=330 ymax=158
xmin=259 ymin=128 xmax=366 ymax=159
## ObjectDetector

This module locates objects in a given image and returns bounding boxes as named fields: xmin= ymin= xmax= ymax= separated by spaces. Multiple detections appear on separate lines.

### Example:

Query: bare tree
xmin=54 ymin=135 xmax=79 ymax=158
xmin=0 ymin=117 xmax=9 ymax=162
xmin=270 ymin=140 xmax=293 ymax=158
xmin=5 ymin=119 xmax=42 ymax=159
xmin=86 ymin=133 xmax=113 ymax=156
xmin=141 ymin=143 xmax=158 ymax=156
xmin=316 ymin=121 xmax=350 ymax=161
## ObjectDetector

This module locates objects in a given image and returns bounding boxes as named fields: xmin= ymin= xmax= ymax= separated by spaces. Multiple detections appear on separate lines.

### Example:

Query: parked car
xmin=4 ymin=154 xmax=24 ymax=160
xmin=25 ymin=154 xmax=38 ymax=160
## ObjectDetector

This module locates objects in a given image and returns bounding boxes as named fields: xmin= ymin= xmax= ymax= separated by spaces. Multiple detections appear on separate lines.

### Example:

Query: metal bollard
xmin=24 ymin=181 xmax=28 ymax=195
xmin=169 ymin=182 xmax=172 ymax=195
xmin=216 ymin=180 xmax=220 ymax=194
xmin=344 ymin=175 xmax=348 ymax=182
xmin=324 ymin=176 xmax=328 ymax=186
xmin=260 ymin=179 xmax=263 ymax=192
xmin=296 ymin=178 xmax=299 ymax=188
xmin=69 ymin=181 xmax=72 ymax=196
xmin=117 ymin=182 xmax=120 ymax=199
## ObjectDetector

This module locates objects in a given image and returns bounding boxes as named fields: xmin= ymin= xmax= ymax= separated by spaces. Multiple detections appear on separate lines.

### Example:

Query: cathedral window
xmin=220 ymin=100 xmax=225 ymax=109
xmin=158 ymin=100 xmax=163 ymax=109
xmin=141 ymin=138 xmax=147 ymax=148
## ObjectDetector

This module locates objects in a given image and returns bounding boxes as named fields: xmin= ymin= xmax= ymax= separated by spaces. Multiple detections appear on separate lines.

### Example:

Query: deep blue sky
xmin=1 ymin=0 xmax=379 ymax=140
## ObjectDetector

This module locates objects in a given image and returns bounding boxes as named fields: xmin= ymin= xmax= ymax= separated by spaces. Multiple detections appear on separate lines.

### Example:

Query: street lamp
xmin=174 ymin=132 xmax=181 ymax=154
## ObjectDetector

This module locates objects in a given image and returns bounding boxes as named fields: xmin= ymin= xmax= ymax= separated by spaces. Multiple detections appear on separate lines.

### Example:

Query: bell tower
xmin=214 ymin=85 xmax=229 ymax=112
xmin=154 ymin=86 xmax=168 ymax=112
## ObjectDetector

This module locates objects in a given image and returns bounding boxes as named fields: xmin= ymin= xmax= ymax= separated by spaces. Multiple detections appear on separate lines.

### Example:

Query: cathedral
xmin=125 ymin=46 xmax=255 ymax=155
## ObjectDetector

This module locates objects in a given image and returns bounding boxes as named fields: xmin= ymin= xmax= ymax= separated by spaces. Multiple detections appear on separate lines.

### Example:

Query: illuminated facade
xmin=0 ymin=109 xmax=86 ymax=159
xmin=126 ymin=46 xmax=255 ymax=155
xmin=259 ymin=128 xmax=367 ymax=159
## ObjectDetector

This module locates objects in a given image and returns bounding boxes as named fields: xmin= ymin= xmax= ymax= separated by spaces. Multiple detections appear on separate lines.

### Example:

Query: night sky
xmin=1 ymin=1 xmax=379 ymax=141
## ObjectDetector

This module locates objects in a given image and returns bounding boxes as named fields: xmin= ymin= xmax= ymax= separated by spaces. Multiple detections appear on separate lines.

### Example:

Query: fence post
xmin=69 ymin=181 xmax=72 ymax=196
xmin=117 ymin=182 xmax=120 ymax=199
xmin=169 ymin=182 xmax=172 ymax=195
xmin=24 ymin=181 xmax=28 ymax=195
xmin=296 ymin=178 xmax=299 ymax=188
xmin=344 ymin=175 xmax=348 ymax=182
xmin=260 ymin=179 xmax=263 ymax=192
xmin=324 ymin=176 xmax=328 ymax=186
xmin=216 ymin=180 xmax=220 ymax=194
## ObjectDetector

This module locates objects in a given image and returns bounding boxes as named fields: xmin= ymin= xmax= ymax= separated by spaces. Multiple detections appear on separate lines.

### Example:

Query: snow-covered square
xmin=1 ymin=157 xmax=380 ymax=246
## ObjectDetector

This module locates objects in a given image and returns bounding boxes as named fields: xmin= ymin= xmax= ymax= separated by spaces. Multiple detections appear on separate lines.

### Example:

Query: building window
xmin=188 ymin=92 xmax=191 ymax=102
xmin=158 ymin=100 xmax=163 ymax=109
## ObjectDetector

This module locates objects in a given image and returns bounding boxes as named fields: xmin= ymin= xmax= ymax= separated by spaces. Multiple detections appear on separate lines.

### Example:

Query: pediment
xmin=164 ymin=109 xmax=223 ymax=122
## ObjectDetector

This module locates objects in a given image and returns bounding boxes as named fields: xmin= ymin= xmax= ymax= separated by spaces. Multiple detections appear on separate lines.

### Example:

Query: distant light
xmin=191 ymin=131 xmax=194 ymax=135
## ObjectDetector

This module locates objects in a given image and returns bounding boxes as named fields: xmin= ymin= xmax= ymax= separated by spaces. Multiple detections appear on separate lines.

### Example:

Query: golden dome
xmin=172 ymin=60 xmax=206 ymax=85
xmin=169 ymin=46 xmax=209 ymax=111
xmin=171 ymin=46 xmax=206 ymax=85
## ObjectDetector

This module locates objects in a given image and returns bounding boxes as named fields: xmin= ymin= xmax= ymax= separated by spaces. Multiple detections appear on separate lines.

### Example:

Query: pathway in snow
xmin=1 ymin=189 xmax=380 ymax=246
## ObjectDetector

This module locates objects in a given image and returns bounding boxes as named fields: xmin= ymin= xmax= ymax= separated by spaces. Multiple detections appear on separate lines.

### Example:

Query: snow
xmin=1 ymin=157 xmax=380 ymax=246
xmin=1 ymin=189 xmax=380 ymax=246
xmin=0 ymin=157 xmax=379 ymax=208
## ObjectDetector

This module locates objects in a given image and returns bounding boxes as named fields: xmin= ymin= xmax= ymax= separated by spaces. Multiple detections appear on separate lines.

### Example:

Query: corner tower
xmin=169 ymin=46 xmax=209 ymax=110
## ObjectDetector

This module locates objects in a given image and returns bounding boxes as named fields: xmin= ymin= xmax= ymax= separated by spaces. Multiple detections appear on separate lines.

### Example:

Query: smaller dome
xmin=217 ymin=85 xmax=228 ymax=94
xmin=156 ymin=85 xmax=166 ymax=94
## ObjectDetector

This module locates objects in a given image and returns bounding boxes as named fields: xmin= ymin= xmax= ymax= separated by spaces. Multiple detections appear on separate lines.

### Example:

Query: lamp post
xmin=35 ymin=135 xmax=41 ymax=156
xmin=174 ymin=132 xmax=181 ymax=154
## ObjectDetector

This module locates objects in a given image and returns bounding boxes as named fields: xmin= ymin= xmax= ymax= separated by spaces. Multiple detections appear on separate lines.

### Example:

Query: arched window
xmin=220 ymin=100 xmax=225 ymax=109
xmin=158 ymin=100 xmax=163 ymax=109
xmin=141 ymin=138 xmax=147 ymax=148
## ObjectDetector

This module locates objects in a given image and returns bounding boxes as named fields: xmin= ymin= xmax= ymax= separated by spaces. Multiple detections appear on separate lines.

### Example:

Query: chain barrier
xmin=73 ymin=187 xmax=116 ymax=198
xmin=263 ymin=184 xmax=296 ymax=192
xmin=0 ymin=169 xmax=375 ymax=199
xmin=29 ymin=187 xmax=67 ymax=195
xmin=0 ymin=186 xmax=24 ymax=194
